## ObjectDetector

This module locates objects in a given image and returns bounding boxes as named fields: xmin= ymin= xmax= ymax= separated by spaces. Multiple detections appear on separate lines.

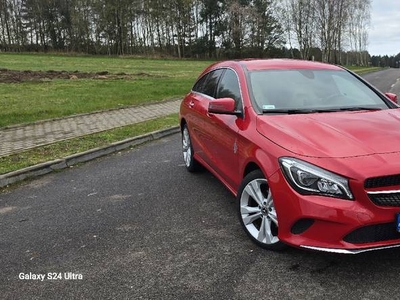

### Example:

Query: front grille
xmin=368 ymin=193 xmax=400 ymax=207
xmin=365 ymin=174 xmax=400 ymax=189
xmin=344 ymin=223 xmax=400 ymax=244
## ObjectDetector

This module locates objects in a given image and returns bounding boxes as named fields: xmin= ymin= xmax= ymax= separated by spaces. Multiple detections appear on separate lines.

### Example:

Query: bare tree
xmin=282 ymin=0 xmax=316 ymax=59
xmin=281 ymin=0 xmax=371 ymax=64
xmin=348 ymin=0 xmax=371 ymax=65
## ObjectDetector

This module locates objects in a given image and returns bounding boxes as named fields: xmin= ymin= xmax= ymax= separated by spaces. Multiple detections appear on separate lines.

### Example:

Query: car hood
xmin=256 ymin=109 xmax=400 ymax=158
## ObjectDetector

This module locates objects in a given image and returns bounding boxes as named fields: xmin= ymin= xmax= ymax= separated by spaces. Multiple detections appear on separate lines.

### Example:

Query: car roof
xmin=211 ymin=59 xmax=343 ymax=72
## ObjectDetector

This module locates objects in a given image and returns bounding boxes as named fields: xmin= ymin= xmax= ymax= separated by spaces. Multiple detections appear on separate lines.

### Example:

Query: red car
xmin=179 ymin=59 xmax=400 ymax=254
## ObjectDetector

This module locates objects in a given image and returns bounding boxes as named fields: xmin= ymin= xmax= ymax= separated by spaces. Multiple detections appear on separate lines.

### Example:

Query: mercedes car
xmin=179 ymin=59 xmax=400 ymax=254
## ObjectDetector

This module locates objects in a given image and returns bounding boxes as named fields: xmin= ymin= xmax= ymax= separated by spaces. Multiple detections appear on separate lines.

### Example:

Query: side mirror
xmin=385 ymin=92 xmax=398 ymax=104
xmin=208 ymin=97 xmax=240 ymax=115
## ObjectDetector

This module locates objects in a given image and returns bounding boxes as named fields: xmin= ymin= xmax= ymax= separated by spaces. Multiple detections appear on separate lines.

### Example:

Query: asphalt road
xmin=2 ymin=69 xmax=400 ymax=300
xmin=362 ymin=67 xmax=400 ymax=96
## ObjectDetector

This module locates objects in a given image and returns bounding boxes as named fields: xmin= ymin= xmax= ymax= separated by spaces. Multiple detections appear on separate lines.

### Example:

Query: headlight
xmin=279 ymin=157 xmax=353 ymax=200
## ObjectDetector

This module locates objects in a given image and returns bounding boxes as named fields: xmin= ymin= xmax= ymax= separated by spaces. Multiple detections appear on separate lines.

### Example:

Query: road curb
xmin=0 ymin=126 xmax=180 ymax=188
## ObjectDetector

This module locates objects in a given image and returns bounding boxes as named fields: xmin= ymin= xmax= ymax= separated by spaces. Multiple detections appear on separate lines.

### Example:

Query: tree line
xmin=0 ymin=0 xmax=377 ymax=65
xmin=371 ymin=54 xmax=400 ymax=68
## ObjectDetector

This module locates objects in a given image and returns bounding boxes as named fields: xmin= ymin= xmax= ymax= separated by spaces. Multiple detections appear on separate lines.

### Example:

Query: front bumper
xmin=300 ymin=244 xmax=400 ymax=254
xmin=269 ymin=171 xmax=400 ymax=253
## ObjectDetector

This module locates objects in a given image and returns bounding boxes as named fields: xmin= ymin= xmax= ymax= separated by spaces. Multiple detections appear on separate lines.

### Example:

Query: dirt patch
xmin=0 ymin=69 xmax=162 ymax=83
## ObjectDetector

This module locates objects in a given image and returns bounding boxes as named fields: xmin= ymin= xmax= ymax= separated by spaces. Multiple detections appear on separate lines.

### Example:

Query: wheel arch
xmin=241 ymin=146 xmax=279 ymax=182
xmin=243 ymin=162 xmax=263 ymax=179
xmin=180 ymin=118 xmax=187 ymax=132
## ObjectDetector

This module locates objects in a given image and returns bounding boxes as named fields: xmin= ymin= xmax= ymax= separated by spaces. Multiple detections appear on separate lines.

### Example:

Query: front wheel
xmin=237 ymin=170 xmax=286 ymax=251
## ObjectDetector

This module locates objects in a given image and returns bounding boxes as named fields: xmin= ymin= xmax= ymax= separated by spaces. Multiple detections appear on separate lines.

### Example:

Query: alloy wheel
xmin=182 ymin=126 xmax=192 ymax=168
xmin=238 ymin=170 xmax=285 ymax=250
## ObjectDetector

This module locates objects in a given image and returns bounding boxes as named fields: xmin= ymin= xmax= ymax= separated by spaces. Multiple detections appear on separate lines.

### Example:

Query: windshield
xmin=249 ymin=69 xmax=390 ymax=113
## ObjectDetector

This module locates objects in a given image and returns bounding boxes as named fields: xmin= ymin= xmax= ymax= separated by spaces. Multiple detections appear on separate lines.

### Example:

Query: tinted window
xmin=216 ymin=69 xmax=242 ymax=109
xmin=192 ymin=73 xmax=209 ymax=93
xmin=192 ymin=70 xmax=224 ymax=97
xmin=203 ymin=69 xmax=224 ymax=98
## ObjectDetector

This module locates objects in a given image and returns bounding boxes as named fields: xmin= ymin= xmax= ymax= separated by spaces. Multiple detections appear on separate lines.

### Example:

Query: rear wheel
xmin=182 ymin=124 xmax=199 ymax=172
xmin=237 ymin=170 xmax=286 ymax=251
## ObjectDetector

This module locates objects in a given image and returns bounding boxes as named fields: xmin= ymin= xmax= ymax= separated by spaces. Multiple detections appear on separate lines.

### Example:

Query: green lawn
xmin=346 ymin=66 xmax=383 ymax=74
xmin=0 ymin=77 xmax=193 ymax=127
xmin=0 ymin=53 xmax=212 ymax=76
xmin=0 ymin=53 xmax=212 ymax=127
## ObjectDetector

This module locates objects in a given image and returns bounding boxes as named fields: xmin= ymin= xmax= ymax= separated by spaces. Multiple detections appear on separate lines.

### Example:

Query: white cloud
xmin=369 ymin=0 xmax=400 ymax=56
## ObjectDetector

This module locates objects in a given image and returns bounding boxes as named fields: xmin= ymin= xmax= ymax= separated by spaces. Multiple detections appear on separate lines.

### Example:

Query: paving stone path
xmin=0 ymin=99 xmax=181 ymax=157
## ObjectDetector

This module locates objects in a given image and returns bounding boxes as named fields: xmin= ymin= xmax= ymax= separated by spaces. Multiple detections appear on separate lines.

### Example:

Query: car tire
xmin=182 ymin=124 xmax=200 ymax=172
xmin=237 ymin=170 xmax=286 ymax=251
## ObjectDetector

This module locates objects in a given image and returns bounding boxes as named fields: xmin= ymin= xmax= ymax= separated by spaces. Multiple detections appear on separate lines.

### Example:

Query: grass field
xmin=0 ymin=53 xmax=212 ymax=76
xmin=346 ymin=66 xmax=382 ymax=74
xmin=0 ymin=53 xmax=212 ymax=127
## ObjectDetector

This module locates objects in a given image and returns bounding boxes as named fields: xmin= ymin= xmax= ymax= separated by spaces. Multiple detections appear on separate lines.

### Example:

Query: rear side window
xmin=193 ymin=69 xmax=224 ymax=98
xmin=193 ymin=73 xmax=209 ymax=93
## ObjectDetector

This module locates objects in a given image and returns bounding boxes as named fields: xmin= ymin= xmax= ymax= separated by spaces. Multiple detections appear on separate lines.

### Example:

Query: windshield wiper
xmin=262 ymin=107 xmax=382 ymax=114
xmin=262 ymin=108 xmax=343 ymax=114
xmin=262 ymin=109 xmax=314 ymax=114
xmin=337 ymin=107 xmax=382 ymax=111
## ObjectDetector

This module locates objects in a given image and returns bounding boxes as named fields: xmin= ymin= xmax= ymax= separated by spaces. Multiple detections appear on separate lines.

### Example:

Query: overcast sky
xmin=369 ymin=0 xmax=400 ymax=56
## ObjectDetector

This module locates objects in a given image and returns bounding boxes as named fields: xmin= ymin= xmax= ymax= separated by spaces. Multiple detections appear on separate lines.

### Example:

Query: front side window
xmin=216 ymin=69 xmax=242 ymax=110
xmin=193 ymin=70 xmax=224 ymax=98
